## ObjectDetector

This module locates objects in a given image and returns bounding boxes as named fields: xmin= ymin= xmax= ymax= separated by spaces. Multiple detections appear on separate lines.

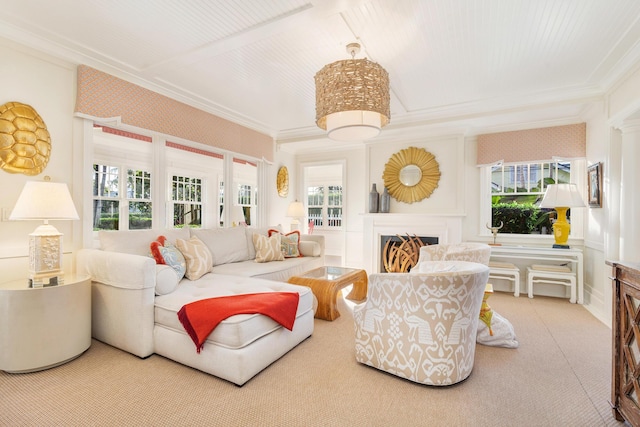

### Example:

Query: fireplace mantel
xmin=362 ymin=213 xmax=465 ymax=273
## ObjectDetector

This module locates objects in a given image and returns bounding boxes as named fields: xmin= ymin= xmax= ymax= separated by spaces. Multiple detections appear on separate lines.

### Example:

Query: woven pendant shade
xmin=315 ymin=43 xmax=390 ymax=141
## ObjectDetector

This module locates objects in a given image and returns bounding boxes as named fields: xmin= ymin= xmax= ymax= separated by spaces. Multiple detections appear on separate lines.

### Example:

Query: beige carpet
xmin=0 ymin=292 xmax=619 ymax=426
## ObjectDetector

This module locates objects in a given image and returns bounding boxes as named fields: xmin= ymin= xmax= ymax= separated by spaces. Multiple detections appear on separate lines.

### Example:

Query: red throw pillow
xmin=268 ymin=229 xmax=302 ymax=258
xmin=150 ymin=236 xmax=168 ymax=264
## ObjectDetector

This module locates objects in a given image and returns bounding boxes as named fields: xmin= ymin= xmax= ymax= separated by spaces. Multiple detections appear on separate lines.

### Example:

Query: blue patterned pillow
xmin=268 ymin=229 xmax=301 ymax=258
xmin=150 ymin=236 xmax=187 ymax=280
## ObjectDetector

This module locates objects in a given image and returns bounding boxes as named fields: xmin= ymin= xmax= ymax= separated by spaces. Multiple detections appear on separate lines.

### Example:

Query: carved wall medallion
xmin=277 ymin=166 xmax=289 ymax=197
xmin=0 ymin=101 xmax=51 ymax=175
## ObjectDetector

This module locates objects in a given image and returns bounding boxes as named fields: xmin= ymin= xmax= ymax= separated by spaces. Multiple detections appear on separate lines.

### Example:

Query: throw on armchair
xmin=354 ymin=261 xmax=490 ymax=385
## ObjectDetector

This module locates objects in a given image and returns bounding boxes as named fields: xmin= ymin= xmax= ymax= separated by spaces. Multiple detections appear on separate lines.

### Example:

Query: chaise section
xmin=154 ymin=275 xmax=314 ymax=385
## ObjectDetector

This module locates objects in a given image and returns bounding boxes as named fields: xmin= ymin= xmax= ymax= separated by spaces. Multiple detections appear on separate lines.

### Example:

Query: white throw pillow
xmin=299 ymin=241 xmax=321 ymax=257
xmin=155 ymin=264 xmax=180 ymax=295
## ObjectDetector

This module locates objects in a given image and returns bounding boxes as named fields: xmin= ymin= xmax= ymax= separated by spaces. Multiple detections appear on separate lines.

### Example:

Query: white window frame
xmin=479 ymin=158 xmax=586 ymax=242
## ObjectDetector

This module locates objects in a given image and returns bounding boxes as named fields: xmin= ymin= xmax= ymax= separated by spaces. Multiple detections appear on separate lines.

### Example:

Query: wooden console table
xmin=609 ymin=260 xmax=640 ymax=426
xmin=490 ymin=245 xmax=584 ymax=304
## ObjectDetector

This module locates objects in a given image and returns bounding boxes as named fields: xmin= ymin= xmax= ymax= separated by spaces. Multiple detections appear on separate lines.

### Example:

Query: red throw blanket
xmin=177 ymin=292 xmax=300 ymax=353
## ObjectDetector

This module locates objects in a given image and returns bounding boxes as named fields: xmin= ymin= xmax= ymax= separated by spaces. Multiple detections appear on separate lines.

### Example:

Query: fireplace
xmin=380 ymin=235 xmax=438 ymax=272
xmin=363 ymin=213 xmax=464 ymax=274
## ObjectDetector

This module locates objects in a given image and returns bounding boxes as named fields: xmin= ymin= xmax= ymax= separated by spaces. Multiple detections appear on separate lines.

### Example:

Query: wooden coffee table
xmin=288 ymin=266 xmax=368 ymax=321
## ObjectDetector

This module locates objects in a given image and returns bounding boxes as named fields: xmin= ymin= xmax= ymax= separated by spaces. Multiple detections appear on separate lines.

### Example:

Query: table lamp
xmin=9 ymin=178 xmax=79 ymax=287
xmin=286 ymin=200 xmax=305 ymax=232
xmin=539 ymin=183 xmax=585 ymax=249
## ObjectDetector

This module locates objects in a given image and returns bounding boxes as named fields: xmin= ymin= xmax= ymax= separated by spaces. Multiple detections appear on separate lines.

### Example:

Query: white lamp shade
xmin=10 ymin=181 xmax=79 ymax=221
xmin=539 ymin=184 xmax=585 ymax=208
xmin=286 ymin=201 xmax=305 ymax=218
xmin=326 ymin=111 xmax=382 ymax=141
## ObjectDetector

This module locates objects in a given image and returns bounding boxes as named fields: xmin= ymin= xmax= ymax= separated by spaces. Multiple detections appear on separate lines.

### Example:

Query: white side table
xmin=0 ymin=274 xmax=91 ymax=373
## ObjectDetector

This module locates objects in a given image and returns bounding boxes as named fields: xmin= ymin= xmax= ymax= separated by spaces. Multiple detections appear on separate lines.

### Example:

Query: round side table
xmin=0 ymin=274 xmax=91 ymax=373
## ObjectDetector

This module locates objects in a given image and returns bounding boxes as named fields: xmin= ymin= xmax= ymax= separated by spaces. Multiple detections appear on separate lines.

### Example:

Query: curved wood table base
xmin=288 ymin=269 xmax=368 ymax=321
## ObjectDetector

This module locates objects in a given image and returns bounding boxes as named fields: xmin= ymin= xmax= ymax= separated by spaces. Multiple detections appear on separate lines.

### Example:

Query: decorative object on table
xmin=286 ymin=200 xmax=305 ymax=232
xmin=0 ymin=101 xmax=51 ymax=175
xmin=231 ymin=205 xmax=246 ymax=226
xmin=587 ymin=162 xmax=602 ymax=208
xmin=307 ymin=220 xmax=314 ymax=234
xmin=276 ymin=166 xmax=289 ymax=197
xmin=479 ymin=283 xmax=494 ymax=335
xmin=485 ymin=221 xmax=504 ymax=245
xmin=369 ymin=183 xmax=379 ymax=213
xmin=9 ymin=177 xmax=79 ymax=287
xmin=381 ymin=234 xmax=425 ymax=272
xmin=380 ymin=187 xmax=390 ymax=213
xmin=314 ymin=42 xmax=390 ymax=141
xmin=382 ymin=146 xmax=440 ymax=204
xmin=539 ymin=183 xmax=585 ymax=249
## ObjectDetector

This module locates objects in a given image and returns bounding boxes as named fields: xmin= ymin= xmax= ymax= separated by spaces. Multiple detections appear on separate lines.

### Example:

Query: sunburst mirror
xmin=382 ymin=146 xmax=441 ymax=204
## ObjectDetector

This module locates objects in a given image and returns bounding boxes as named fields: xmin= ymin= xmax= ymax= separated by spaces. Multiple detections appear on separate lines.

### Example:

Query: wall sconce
xmin=286 ymin=201 xmax=305 ymax=232
xmin=539 ymin=183 xmax=585 ymax=249
xmin=9 ymin=178 xmax=79 ymax=287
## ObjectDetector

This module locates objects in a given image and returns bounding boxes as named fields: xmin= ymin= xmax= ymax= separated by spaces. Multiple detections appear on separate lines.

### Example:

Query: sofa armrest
xmin=77 ymin=248 xmax=156 ymax=290
xmin=77 ymin=248 xmax=156 ymax=358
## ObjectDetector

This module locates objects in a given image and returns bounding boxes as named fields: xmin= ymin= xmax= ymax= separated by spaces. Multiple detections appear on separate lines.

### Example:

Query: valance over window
xmin=75 ymin=65 xmax=273 ymax=162
xmin=477 ymin=123 xmax=586 ymax=166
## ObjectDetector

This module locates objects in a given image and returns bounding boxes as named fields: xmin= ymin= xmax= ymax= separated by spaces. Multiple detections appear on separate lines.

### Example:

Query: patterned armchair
xmin=354 ymin=261 xmax=490 ymax=385
xmin=414 ymin=242 xmax=491 ymax=267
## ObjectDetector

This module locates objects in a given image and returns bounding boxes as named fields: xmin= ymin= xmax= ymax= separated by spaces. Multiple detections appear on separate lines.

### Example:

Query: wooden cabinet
xmin=609 ymin=260 xmax=640 ymax=426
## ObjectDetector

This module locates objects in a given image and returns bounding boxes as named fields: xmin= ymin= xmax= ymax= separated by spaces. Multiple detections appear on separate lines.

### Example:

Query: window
xmin=490 ymin=161 xmax=571 ymax=234
xmin=92 ymin=164 xmax=152 ymax=230
xmin=307 ymin=185 xmax=342 ymax=228
xmin=171 ymin=175 xmax=202 ymax=228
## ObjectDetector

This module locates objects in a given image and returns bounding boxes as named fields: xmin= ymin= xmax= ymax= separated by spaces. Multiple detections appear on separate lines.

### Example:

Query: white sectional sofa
xmin=77 ymin=226 xmax=324 ymax=385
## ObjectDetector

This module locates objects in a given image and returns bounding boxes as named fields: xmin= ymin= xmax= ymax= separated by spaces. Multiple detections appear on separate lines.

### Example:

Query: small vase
xmin=380 ymin=187 xmax=390 ymax=213
xmin=369 ymin=183 xmax=379 ymax=213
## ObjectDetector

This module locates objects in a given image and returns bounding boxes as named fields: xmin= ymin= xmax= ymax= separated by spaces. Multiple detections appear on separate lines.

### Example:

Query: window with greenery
xmin=490 ymin=161 xmax=570 ymax=234
xmin=92 ymin=164 xmax=152 ymax=230
xmin=307 ymin=185 xmax=342 ymax=228
xmin=171 ymin=175 xmax=202 ymax=228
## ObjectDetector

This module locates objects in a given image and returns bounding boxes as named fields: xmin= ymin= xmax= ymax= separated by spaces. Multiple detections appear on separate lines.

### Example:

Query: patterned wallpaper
xmin=477 ymin=123 xmax=586 ymax=165
xmin=75 ymin=65 xmax=273 ymax=162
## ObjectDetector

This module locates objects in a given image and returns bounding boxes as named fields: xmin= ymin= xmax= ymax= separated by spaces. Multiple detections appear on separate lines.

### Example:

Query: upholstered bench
xmin=527 ymin=264 xmax=577 ymax=303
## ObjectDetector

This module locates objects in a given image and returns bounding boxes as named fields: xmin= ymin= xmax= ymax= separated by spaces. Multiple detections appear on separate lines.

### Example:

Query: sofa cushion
xmin=253 ymin=233 xmax=284 ymax=263
xmin=99 ymin=228 xmax=190 ymax=256
xmin=154 ymin=274 xmax=314 ymax=349
xmin=269 ymin=229 xmax=301 ymax=258
xmin=155 ymin=264 xmax=180 ymax=295
xmin=176 ymin=236 xmax=213 ymax=280
xmin=191 ymin=227 xmax=249 ymax=266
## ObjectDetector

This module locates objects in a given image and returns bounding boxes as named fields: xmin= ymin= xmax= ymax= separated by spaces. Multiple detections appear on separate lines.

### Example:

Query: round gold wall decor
xmin=382 ymin=146 xmax=441 ymax=204
xmin=277 ymin=166 xmax=289 ymax=197
xmin=0 ymin=102 xmax=51 ymax=175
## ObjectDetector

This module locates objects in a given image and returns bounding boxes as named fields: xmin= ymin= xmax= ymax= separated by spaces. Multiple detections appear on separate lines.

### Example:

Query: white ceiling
xmin=1 ymin=0 xmax=640 ymax=153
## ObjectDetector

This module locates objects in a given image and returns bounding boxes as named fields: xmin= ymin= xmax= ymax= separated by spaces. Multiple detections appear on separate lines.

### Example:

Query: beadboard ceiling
xmin=1 ymin=0 xmax=640 ymax=152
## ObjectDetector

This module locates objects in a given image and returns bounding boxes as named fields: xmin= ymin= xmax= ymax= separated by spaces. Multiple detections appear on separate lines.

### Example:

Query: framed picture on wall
xmin=587 ymin=162 xmax=602 ymax=208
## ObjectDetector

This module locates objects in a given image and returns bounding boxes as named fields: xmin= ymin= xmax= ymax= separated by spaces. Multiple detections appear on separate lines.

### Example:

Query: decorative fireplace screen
xmin=380 ymin=234 xmax=438 ymax=272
